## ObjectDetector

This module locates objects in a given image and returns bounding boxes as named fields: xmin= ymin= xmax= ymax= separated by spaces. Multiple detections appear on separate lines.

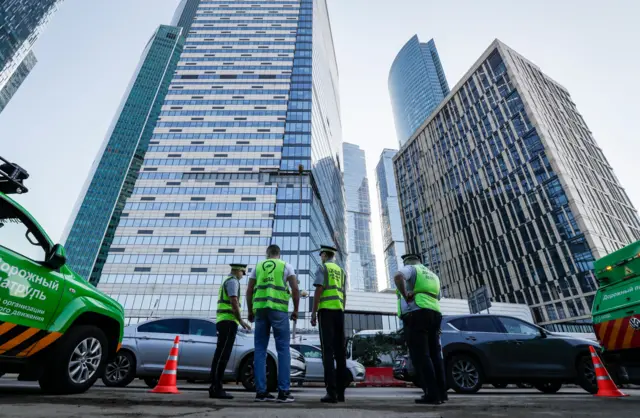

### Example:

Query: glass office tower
xmin=0 ymin=0 xmax=61 ymax=113
xmin=63 ymin=25 xmax=185 ymax=283
xmin=76 ymin=0 xmax=345 ymax=325
xmin=375 ymin=148 xmax=405 ymax=289
xmin=394 ymin=39 xmax=640 ymax=327
xmin=343 ymin=142 xmax=377 ymax=292
xmin=389 ymin=35 xmax=449 ymax=146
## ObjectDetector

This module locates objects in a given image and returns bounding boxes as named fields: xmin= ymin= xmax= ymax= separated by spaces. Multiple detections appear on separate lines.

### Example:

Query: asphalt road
xmin=1 ymin=378 xmax=638 ymax=417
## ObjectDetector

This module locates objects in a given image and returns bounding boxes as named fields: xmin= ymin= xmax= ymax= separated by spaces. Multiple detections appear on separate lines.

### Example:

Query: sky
xmin=1 ymin=0 xmax=639 ymax=291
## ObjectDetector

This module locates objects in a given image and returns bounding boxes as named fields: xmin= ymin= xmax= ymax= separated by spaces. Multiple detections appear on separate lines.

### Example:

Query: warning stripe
xmin=622 ymin=320 xmax=635 ymax=349
xmin=17 ymin=331 xmax=62 ymax=357
xmin=4 ymin=329 xmax=49 ymax=357
xmin=614 ymin=317 xmax=631 ymax=350
xmin=600 ymin=320 xmax=615 ymax=348
xmin=0 ymin=324 xmax=30 ymax=346
xmin=0 ymin=322 xmax=17 ymax=336
xmin=607 ymin=319 xmax=624 ymax=351
xmin=0 ymin=327 xmax=40 ymax=354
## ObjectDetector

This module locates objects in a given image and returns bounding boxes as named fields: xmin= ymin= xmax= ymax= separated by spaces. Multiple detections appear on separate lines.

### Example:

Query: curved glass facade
xmin=388 ymin=35 xmax=449 ymax=146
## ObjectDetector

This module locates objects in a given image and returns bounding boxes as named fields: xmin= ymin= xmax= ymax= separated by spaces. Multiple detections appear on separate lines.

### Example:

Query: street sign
xmin=468 ymin=285 xmax=492 ymax=314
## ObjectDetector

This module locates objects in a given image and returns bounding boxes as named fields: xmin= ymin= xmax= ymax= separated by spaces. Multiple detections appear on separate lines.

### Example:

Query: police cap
xmin=401 ymin=253 xmax=422 ymax=263
xmin=319 ymin=245 xmax=338 ymax=256
xmin=230 ymin=263 xmax=248 ymax=271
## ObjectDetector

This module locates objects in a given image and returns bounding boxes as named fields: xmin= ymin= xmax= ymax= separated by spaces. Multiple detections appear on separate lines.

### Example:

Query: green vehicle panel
xmin=0 ymin=190 xmax=124 ymax=359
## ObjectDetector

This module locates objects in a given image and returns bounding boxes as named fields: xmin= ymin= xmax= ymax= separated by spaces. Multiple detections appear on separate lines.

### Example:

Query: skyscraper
xmin=63 ymin=25 xmax=185 ymax=283
xmin=68 ymin=0 xmax=346 ymax=326
xmin=394 ymin=39 xmax=640 ymax=328
xmin=0 ymin=50 xmax=36 ymax=112
xmin=389 ymin=35 xmax=449 ymax=147
xmin=343 ymin=142 xmax=377 ymax=292
xmin=0 ymin=0 xmax=61 ymax=113
xmin=375 ymin=149 xmax=405 ymax=290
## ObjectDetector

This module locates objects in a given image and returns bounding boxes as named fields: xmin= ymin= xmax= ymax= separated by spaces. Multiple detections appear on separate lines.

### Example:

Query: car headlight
xmin=290 ymin=348 xmax=304 ymax=362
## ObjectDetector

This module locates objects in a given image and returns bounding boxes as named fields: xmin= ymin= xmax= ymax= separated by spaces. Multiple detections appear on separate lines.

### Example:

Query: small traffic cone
xmin=150 ymin=335 xmax=180 ymax=394
xmin=589 ymin=346 xmax=628 ymax=398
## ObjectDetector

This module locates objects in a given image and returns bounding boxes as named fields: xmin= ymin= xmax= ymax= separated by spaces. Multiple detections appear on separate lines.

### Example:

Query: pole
xmin=293 ymin=164 xmax=304 ymax=341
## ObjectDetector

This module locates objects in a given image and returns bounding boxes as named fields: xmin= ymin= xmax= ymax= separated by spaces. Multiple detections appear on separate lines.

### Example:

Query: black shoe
xmin=277 ymin=390 xmax=295 ymax=403
xmin=415 ymin=395 xmax=442 ymax=405
xmin=255 ymin=392 xmax=276 ymax=402
xmin=321 ymin=394 xmax=338 ymax=404
xmin=209 ymin=389 xmax=234 ymax=400
xmin=337 ymin=393 xmax=345 ymax=402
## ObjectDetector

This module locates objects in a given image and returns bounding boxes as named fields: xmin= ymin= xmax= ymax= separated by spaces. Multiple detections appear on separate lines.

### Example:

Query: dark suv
xmin=393 ymin=314 xmax=598 ymax=394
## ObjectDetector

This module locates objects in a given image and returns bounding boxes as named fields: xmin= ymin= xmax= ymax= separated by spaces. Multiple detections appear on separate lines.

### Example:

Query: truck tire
xmin=102 ymin=350 xmax=136 ymax=388
xmin=39 ymin=325 xmax=108 ymax=394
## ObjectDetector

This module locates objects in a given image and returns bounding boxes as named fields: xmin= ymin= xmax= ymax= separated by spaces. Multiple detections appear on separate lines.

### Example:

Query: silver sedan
xmin=290 ymin=343 xmax=365 ymax=386
xmin=102 ymin=317 xmax=306 ymax=391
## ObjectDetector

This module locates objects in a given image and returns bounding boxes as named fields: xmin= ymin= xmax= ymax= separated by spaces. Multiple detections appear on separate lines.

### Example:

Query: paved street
xmin=0 ymin=378 xmax=638 ymax=417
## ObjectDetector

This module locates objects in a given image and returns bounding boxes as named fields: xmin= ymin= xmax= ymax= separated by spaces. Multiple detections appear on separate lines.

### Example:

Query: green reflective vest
xmin=217 ymin=276 xmax=240 ymax=324
xmin=253 ymin=258 xmax=290 ymax=312
xmin=397 ymin=264 xmax=441 ymax=317
xmin=319 ymin=262 xmax=345 ymax=311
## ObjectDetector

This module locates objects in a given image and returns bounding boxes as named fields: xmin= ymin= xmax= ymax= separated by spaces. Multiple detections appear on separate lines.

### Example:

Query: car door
xmin=495 ymin=316 xmax=568 ymax=377
xmin=179 ymin=319 xmax=221 ymax=378
xmin=449 ymin=316 xmax=515 ymax=377
xmin=293 ymin=344 xmax=324 ymax=381
xmin=0 ymin=195 xmax=66 ymax=357
xmin=135 ymin=318 xmax=188 ymax=374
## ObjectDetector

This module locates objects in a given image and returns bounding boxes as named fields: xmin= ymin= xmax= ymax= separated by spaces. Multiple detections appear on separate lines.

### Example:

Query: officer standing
xmin=209 ymin=263 xmax=252 ymax=399
xmin=246 ymin=244 xmax=300 ymax=403
xmin=311 ymin=245 xmax=347 ymax=404
xmin=394 ymin=254 xmax=447 ymax=405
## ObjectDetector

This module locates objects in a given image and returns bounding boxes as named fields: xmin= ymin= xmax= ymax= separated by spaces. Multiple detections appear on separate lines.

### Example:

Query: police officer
xmin=311 ymin=245 xmax=347 ymax=404
xmin=394 ymin=254 xmax=447 ymax=405
xmin=209 ymin=263 xmax=252 ymax=399
xmin=246 ymin=244 xmax=300 ymax=403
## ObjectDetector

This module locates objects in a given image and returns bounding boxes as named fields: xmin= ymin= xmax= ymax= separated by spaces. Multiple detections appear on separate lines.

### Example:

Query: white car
xmin=102 ymin=317 xmax=306 ymax=391
xmin=290 ymin=343 xmax=365 ymax=386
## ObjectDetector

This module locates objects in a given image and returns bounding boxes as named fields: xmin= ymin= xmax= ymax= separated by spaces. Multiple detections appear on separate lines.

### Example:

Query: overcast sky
xmin=1 ymin=0 xmax=639 ymax=290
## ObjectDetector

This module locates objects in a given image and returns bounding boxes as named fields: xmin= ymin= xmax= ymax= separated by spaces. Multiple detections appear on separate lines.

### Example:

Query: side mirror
xmin=46 ymin=244 xmax=67 ymax=270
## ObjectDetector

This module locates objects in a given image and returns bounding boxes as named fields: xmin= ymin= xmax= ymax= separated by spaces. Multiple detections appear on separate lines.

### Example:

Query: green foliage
xmin=351 ymin=330 xmax=407 ymax=367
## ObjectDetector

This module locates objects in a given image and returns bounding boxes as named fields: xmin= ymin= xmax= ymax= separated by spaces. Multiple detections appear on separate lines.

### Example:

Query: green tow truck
xmin=592 ymin=240 xmax=640 ymax=384
xmin=0 ymin=156 xmax=124 ymax=393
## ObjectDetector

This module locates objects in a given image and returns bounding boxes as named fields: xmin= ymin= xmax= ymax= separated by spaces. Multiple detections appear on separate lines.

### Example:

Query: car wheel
xmin=240 ymin=355 xmax=277 ymax=392
xmin=101 ymin=350 xmax=136 ymax=387
xmin=447 ymin=355 xmax=484 ymax=394
xmin=39 ymin=326 xmax=108 ymax=394
xmin=534 ymin=381 xmax=562 ymax=394
xmin=492 ymin=383 xmax=508 ymax=389
xmin=143 ymin=377 xmax=159 ymax=389
xmin=576 ymin=355 xmax=597 ymax=394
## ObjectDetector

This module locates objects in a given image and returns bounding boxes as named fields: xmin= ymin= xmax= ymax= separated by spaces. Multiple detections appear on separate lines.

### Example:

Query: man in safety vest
xmin=394 ymin=253 xmax=447 ymax=405
xmin=209 ymin=263 xmax=252 ymax=399
xmin=311 ymin=245 xmax=348 ymax=404
xmin=246 ymin=244 xmax=300 ymax=403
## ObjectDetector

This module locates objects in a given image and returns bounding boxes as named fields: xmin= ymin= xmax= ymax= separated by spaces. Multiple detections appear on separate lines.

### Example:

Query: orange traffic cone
xmin=589 ymin=346 xmax=628 ymax=398
xmin=150 ymin=335 xmax=180 ymax=394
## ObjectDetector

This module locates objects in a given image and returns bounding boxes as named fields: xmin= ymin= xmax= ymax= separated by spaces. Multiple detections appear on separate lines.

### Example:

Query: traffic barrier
xmin=589 ymin=346 xmax=628 ymax=398
xmin=356 ymin=367 xmax=412 ymax=388
xmin=150 ymin=335 xmax=181 ymax=394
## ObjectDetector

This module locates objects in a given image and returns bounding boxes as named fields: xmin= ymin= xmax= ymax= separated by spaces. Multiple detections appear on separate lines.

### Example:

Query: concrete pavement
xmin=0 ymin=379 xmax=638 ymax=417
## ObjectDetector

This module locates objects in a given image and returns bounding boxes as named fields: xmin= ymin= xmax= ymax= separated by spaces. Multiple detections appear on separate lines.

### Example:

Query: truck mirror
xmin=46 ymin=244 xmax=67 ymax=270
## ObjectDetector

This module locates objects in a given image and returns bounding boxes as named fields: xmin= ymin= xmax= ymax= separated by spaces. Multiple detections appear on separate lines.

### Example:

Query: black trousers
xmin=318 ymin=309 xmax=347 ymax=397
xmin=209 ymin=320 xmax=238 ymax=392
xmin=404 ymin=308 xmax=447 ymax=401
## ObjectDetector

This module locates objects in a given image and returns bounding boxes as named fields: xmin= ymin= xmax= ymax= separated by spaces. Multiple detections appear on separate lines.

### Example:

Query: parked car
xmin=393 ymin=314 xmax=599 ymax=394
xmin=290 ymin=343 xmax=365 ymax=386
xmin=101 ymin=317 xmax=305 ymax=391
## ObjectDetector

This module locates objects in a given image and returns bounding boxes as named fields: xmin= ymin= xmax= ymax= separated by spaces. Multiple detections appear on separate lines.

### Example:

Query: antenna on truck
xmin=0 ymin=156 xmax=29 ymax=195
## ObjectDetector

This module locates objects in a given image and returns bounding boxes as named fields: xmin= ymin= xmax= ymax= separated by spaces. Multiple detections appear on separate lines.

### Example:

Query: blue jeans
xmin=254 ymin=308 xmax=291 ymax=393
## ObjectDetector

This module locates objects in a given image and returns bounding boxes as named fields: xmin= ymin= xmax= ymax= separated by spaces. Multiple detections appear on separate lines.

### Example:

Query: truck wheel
xmin=102 ymin=350 xmax=136 ymax=387
xmin=39 ymin=326 xmax=108 ymax=394
xmin=240 ymin=355 xmax=277 ymax=392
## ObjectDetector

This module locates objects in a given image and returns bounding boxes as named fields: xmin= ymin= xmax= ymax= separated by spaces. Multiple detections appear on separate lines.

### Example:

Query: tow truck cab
xmin=0 ymin=156 xmax=125 ymax=394
xmin=592 ymin=240 xmax=640 ymax=384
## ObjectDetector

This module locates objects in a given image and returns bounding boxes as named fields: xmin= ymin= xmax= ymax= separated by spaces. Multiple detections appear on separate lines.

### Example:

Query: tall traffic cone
xmin=589 ymin=346 xmax=628 ymax=398
xmin=150 ymin=335 xmax=180 ymax=394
